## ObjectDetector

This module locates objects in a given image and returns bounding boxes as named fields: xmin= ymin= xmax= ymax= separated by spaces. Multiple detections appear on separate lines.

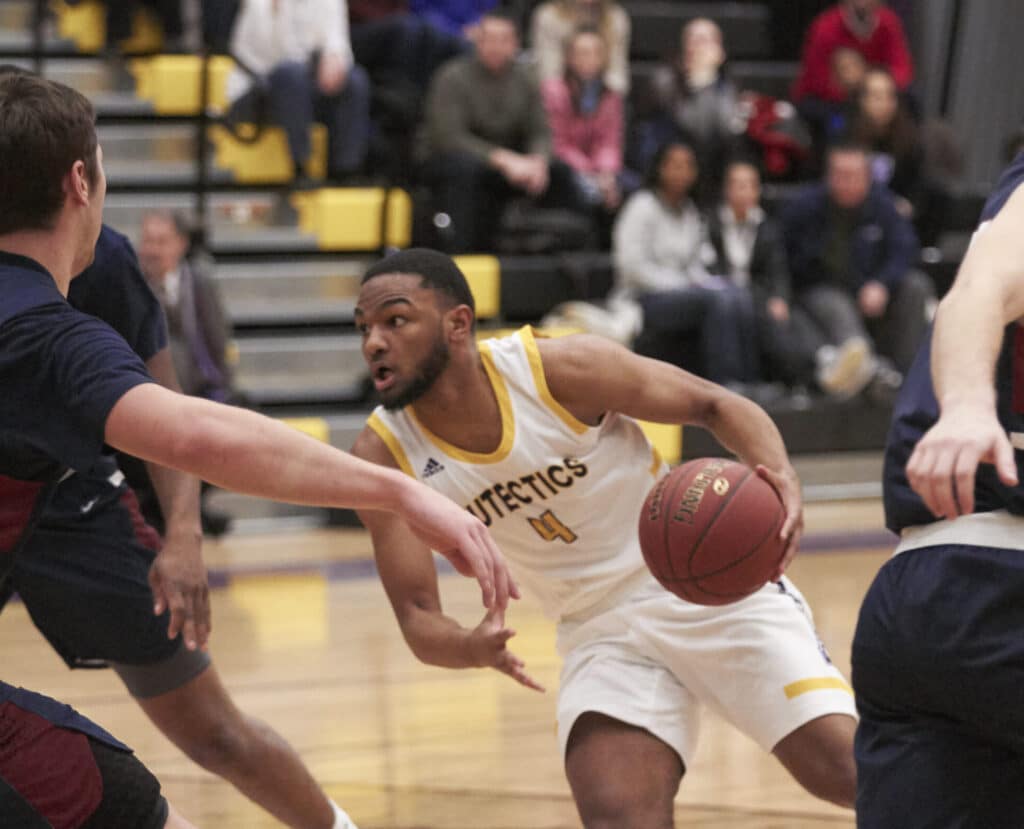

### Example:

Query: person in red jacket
xmin=793 ymin=0 xmax=913 ymax=105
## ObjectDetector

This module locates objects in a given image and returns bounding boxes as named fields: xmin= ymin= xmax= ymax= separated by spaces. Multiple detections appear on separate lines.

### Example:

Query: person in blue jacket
xmin=782 ymin=142 xmax=932 ymax=393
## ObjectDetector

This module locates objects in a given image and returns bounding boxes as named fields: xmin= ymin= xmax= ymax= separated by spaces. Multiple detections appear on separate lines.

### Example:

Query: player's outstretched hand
xmin=397 ymin=482 xmax=520 ymax=611
xmin=907 ymin=403 xmax=1018 ymax=519
xmin=469 ymin=608 xmax=545 ymax=692
xmin=149 ymin=533 xmax=210 ymax=651
xmin=756 ymin=464 xmax=804 ymax=580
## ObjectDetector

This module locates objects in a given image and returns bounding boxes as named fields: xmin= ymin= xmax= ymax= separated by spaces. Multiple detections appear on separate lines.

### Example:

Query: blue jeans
xmin=229 ymin=59 xmax=371 ymax=178
xmin=635 ymin=283 xmax=760 ymax=384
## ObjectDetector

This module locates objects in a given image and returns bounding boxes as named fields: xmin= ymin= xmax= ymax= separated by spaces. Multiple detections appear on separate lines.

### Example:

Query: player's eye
xmin=356 ymin=322 xmax=368 ymax=336
xmin=390 ymin=315 xmax=407 ymax=328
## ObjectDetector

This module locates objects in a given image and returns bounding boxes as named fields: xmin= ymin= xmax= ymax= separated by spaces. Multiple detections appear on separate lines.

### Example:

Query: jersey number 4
xmin=528 ymin=510 xmax=578 ymax=544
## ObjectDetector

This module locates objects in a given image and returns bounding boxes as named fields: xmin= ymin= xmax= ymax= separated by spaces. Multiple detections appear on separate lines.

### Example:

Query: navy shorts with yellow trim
xmin=852 ymin=544 xmax=1024 ymax=828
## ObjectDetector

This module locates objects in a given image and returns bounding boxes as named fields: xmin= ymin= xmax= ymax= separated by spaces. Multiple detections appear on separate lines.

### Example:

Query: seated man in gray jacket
xmin=419 ymin=10 xmax=584 ymax=252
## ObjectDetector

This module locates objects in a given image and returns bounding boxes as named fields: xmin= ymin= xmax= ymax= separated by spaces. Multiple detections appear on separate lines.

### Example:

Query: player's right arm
xmin=351 ymin=427 xmax=542 ymax=691
xmin=104 ymin=384 xmax=515 ymax=610
xmin=905 ymin=182 xmax=1024 ymax=519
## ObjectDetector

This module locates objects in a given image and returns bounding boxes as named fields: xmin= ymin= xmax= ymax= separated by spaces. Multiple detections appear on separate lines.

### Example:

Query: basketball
xmin=639 ymin=458 xmax=787 ymax=605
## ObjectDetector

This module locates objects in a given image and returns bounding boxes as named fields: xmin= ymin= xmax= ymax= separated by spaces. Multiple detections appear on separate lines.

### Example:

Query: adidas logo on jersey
xmin=422 ymin=457 xmax=445 ymax=478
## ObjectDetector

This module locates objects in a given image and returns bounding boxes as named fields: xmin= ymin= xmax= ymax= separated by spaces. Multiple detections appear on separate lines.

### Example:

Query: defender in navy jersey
xmin=352 ymin=248 xmax=858 ymax=828
xmin=853 ymin=152 xmax=1024 ymax=827
xmin=2 ymin=223 xmax=367 ymax=829
xmin=0 ymin=73 xmax=512 ymax=829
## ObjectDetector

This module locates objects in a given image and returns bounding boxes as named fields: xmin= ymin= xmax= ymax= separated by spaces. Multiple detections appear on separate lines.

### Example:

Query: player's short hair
xmin=362 ymin=248 xmax=476 ymax=327
xmin=0 ymin=73 xmax=98 ymax=235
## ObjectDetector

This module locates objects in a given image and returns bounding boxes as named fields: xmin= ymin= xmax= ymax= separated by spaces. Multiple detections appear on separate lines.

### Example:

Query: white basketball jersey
xmin=368 ymin=327 xmax=667 ymax=621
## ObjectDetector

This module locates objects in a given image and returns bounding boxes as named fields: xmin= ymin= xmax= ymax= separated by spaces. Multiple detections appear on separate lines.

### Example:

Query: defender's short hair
xmin=0 ymin=73 xmax=98 ymax=234
xmin=362 ymin=247 xmax=476 ymax=316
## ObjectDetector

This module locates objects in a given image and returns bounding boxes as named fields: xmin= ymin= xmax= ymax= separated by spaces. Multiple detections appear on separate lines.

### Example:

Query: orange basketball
xmin=638 ymin=458 xmax=787 ymax=605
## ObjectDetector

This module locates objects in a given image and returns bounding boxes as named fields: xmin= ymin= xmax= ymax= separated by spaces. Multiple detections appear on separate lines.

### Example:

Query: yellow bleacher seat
xmin=208 ymin=122 xmax=327 ymax=184
xmin=279 ymin=417 xmax=330 ymax=444
xmin=130 ymin=54 xmax=234 ymax=115
xmin=55 ymin=0 xmax=162 ymax=53
xmin=453 ymin=255 xmax=500 ymax=320
xmin=289 ymin=188 xmax=411 ymax=251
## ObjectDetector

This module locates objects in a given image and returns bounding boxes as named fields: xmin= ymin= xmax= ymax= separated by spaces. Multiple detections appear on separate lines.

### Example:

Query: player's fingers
xmin=463 ymin=530 xmax=496 ymax=610
xmin=166 ymin=592 xmax=186 ymax=642
xmin=928 ymin=446 xmax=961 ymax=520
xmin=908 ymin=445 xmax=942 ymax=518
xmin=952 ymin=445 xmax=981 ymax=517
xmin=149 ymin=569 xmax=167 ymax=616
xmin=511 ymin=667 xmax=546 ymax=693
xmin=480 ymin=526 xmax=514 ymax=609
xmin=991 ymin=433 xmax=1019 ymax=488
xmin=755 ymin=465 xmax=800 ymax=541
xmin=193 ymin=585 xmax=212 ymax=649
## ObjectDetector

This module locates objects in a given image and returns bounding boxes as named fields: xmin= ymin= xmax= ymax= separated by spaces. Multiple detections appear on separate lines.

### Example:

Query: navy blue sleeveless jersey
xmin=0 ymin=252 xmax=153 ymax=557
xmin=883 ymin=152 xmax=1024 ymax=533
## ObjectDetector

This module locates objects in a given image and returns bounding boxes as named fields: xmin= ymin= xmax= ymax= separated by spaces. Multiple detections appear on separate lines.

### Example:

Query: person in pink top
xmin=793 ymin=0 xmax=913 ymax=105
xmin=541 ymin=26 xmax=625 ymax=212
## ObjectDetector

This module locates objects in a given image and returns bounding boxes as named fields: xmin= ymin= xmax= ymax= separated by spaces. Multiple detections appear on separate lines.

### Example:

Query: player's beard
xmin=380 ymin=333 xmax=451 ymax=411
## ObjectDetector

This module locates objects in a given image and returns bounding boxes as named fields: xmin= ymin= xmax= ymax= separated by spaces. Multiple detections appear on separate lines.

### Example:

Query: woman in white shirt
xmin=226 ymin=0 xmax=372 ymax=185
xmin=613 ymin=141 xmax=759 ymax=385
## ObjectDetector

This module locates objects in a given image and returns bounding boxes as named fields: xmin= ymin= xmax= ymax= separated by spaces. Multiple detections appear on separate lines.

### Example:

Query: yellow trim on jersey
xmin=367 ymin=413 xmax=415 ymax=477
xmin=783 ymin=677 xmax=854 ymax=699
xmin=517 ymin=326 xmax=590 ymax=436
xmin=409 ymin=342 xmax=515 ymax=465
xmin=649 ymin=446 xmax=664 ymax=476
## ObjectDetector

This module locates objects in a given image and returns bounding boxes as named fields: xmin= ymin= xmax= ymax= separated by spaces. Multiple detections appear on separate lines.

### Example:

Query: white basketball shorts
xmin=554 ymin=574 xmax=857 ymax=766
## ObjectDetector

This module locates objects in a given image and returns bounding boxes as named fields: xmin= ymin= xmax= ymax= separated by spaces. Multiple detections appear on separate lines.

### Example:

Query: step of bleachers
xmin=624 ymin=2 xmax=773 ymax=61
xmin=232 ymin=333 xmax=368 ymax=405
xmin=216 ymin=259 xmax=368 ymax=326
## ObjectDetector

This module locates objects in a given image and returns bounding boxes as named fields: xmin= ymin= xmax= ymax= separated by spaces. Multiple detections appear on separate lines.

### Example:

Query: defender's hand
xmin=907 ymin=403 xmax=1018 ymax=519
xmin=468 ymin=608 xmax=545 ymax=692
xmin=149 ymin=531 xmax=210 ymax=651
xmin=397 ymin=482 xmax=520 ymax=610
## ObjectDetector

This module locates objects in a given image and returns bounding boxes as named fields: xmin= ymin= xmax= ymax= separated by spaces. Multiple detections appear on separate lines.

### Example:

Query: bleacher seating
xmin=0 ymin=0 xmax=983 ymax=527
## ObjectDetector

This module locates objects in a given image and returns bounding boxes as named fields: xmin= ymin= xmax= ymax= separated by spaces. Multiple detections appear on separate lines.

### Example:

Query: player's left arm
xmin=142 ymin=346 xmax=209 ymax=652
xmin=538 ymin=334 xmax=802 ymax=574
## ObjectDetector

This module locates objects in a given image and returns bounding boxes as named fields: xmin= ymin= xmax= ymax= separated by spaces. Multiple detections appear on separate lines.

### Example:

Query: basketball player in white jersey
xmin=351 ymin=249 xmax=857 ymax=825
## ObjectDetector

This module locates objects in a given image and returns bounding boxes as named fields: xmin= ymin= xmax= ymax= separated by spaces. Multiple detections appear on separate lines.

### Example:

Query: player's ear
xmin=446 ymin=304 xmax=475 ymax=343
xmin=65 ymin=160 xmax=89 ymax=205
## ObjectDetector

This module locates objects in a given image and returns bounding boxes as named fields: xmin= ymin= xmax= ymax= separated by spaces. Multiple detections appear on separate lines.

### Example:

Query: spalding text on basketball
xmin=673 ymin=459 xmax=729 ymax=525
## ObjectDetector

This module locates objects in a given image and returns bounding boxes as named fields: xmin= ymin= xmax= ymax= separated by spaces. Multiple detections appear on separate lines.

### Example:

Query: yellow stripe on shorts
xmin=784 ymin=677 xmax=854 ymax=699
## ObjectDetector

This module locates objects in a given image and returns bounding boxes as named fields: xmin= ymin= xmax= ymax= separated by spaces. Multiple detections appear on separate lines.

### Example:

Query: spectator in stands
xmin=349 ymin=0 xmax=464 ymax=95
xmin=226 ymin=0 xmax=371 ymax=186
xmin=613 ymin=142 xmax=759 ymax=386
xmin=138 ymin=211 xmax=235 ymax=406
xmin=102 ymin=0 xmax=185 ymax=53
xmin=419 ymin=10 xmax=583 ymax=252
xmin=641 ymin=17 xmax=744 ymax=204
xmin=845 ymin=67 xmax=962 ymax=245
xmin=138 ymin=210 xmax=236 ymax=535
xmin=530 ymin=0 xmax=631 ymax=94
xmin=541 ymin=26 xmax=626 ymax=213
xmin=793 ymin=0 xmax=913 ymax=106
xmin=411 ymin=0 xmax=499 ymax=39
xmin=782 ymin=143 xmax=932 ymax=392
xmin=706 ymin=160 xmax=796 ymax=383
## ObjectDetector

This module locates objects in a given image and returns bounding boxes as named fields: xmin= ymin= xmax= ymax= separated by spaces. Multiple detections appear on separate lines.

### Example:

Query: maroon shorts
xmin=0 ymin=691 xmax=167 ymax=829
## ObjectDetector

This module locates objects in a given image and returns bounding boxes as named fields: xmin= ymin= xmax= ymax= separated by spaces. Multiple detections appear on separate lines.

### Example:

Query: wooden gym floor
xmin=1 ymin=500 xmax=890 ymax=828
